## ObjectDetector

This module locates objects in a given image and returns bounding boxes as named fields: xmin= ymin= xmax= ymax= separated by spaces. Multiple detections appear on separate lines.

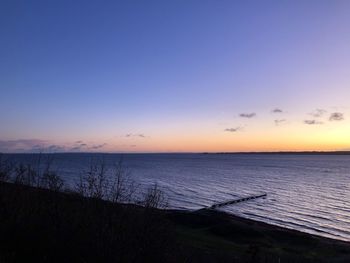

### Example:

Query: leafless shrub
xmin=10 ymin=154 xmax=64 ymax=191
xmin=41 ymin=171 xmax=64 ymax=191
xmin=9 ymin=154 xmax=168 ymax=211
xmin=75 ymin=158 xmax=139 ymax=203
xmin=142 ymin=183 xmax=168 ymax=209
xmin=109 ymin=159 xmax=138 ymax=203
xmin=75 ymin=173 xmax=86 ymax=196
xmin=37 ymin=153 xmax=55 ymax=188
xmin=14 ymin=164 xmax=37 ymax=186
xmin=0 ymin=154 xmax=13 ymax=182
xmin=34 ymin=152 xmax=43 ymax=187
xmin=39 ymin=155 xmax=66 ymax=191
xmin=75 ymin=158 xmax=108 ymax=199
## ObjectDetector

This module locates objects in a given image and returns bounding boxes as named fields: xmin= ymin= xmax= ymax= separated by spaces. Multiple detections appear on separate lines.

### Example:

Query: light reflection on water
xmin=6 ymin=153 xmax=350 ymax=242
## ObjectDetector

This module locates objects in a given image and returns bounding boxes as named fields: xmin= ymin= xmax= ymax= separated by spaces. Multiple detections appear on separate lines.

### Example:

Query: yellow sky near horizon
xmin=94 ymin=119 xmax=350 ymax=153
xmin=0 ymin=108 xmax=349 ymax=153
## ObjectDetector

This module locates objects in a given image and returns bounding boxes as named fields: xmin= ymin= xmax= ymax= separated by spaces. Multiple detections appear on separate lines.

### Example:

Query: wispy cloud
xmin=70 ymin=146 xmax=82 ymax=151
xmin=274 ymin=119 xmax=286 ymax=126
xmin=68 ymin=141 xmax=88 ymax=152
xmin=329 ymin=112 xmax=344 ymax=121
xmin=310 ymin=109 xmax=326 ymax=118
xmin=0 ymin=139 xmax=108 ymax=153
xmin=90 ymin=143 xmax=107 ymax=149
xmin=45 ymin=145 xmax=66 ymax=152
xmin=272 ymin=108 xmax=283 ymax=113
xmin=239 ymin=113 xmax=256 ymax=118
xmin=21 ymin=142 xmax=67 ymax=153
xmin=0 ymin=139 xmax=47 ymax=152
xmin=304 ymin=120 xmax=323 ymax=125
xmin=125 ymin=133 xmax=148 ymax=138
xmin=71 ymin=142 xmax=107 ymax=151
xmin=30 ymin=144 xmax=66 ymax=153
xmin=224 ymin=127 xmax=243 ymax=132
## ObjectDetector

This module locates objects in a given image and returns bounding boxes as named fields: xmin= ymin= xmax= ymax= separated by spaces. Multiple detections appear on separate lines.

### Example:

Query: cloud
xmin=329 ymin=112 xmax=344 ymax=121
xmin=239 ymin=113 xmax=256 ymax=118
xmin=125 ymin=133 xmax=148 ymax=138
xmin=70 ymin=146 xmax=82 ymax=151
xmin=90 ymin=143 xmax=107 ymax=149
xmin=0 ymin=139 xmax=109 ymax=153
xmin=70 ymin=143 xmax=107 ymax=151
xmin=0 ymin=139 xmax=47 ymax=152
xmin=310 ymin=109 xmax=326 ymax=118
xmin=224 ymin=127 xmax=242 ymax=132
xmin=45 ymin=145 xmax=66 ymax=152
xmin=304 ymin=120 xmax=323 ymax=125
xmin=68 ymin=141 xmax=89 ymax=152
xmin=272 ymin=108 xmax=283 ymax=113
xmin=31 ymin=145 xmax=55 ymax=152
xmin=274 ymin=119 xmax=286 ymax=126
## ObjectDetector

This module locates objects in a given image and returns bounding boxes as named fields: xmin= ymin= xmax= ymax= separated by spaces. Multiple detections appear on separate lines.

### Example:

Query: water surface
xmin=5 ymin=153 xmax=350 ymax=242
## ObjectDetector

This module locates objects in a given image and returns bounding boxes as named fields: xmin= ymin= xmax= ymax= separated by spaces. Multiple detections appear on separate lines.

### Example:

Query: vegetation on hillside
xmin=1 ymin=153 xmax=350 ymax=262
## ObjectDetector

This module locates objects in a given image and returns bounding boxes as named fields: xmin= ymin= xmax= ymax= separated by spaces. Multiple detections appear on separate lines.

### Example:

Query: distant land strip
xmin=202 ymin=151 xmax=350 ymax=155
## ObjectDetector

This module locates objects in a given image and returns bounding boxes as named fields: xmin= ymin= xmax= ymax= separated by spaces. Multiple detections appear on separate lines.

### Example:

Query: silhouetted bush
xmin=0 ymin=154 xmax=13 ymax=182
xmin=109 ymin=159 xmax=138 ymax=203
xmin=13 ymin=163 xmax=37 ymax=186
xmin=40 ymin=171 xmax=64 ymax=191
xmin=142 ymin=183 xmax=168 ymax=209
xmin=0 ymin=183 xmax=174 ymax=262
xmin=75 ymin=158 xmax=139 ymax=204
xmin=0 ymin=155 xmax=177 ymax=262
xmin=10 ymin=154 xmax=65 ymax=192
xmin=75 ymin=159 xmax=108 ymax=199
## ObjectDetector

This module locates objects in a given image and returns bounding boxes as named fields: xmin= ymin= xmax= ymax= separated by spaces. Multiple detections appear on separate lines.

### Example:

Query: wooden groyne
xmin=208 ymin=193 xmax=267 ymax=210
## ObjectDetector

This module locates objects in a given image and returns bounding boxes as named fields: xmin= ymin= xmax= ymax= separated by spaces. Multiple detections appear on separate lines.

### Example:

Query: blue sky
xmin=1 ymin=0 xmax=350 ymax=152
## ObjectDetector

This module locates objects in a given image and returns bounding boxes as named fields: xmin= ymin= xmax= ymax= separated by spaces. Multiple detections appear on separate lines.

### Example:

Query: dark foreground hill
xmin=1 ymin=181 xmax=350 ymax=262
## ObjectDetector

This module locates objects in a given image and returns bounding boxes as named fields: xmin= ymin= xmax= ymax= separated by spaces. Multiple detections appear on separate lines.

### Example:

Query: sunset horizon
xmin=0 ymin=1 xmax=350 ymax=153
xmin=1 ymin=1 xmax=350 ymax=153
xmin=2 ymin=1 xmax=350 ymax=261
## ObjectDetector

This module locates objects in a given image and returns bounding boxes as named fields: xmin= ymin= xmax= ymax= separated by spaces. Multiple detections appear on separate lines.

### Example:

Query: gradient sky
xmin=1 ymin=0 xmax=350 ymax=153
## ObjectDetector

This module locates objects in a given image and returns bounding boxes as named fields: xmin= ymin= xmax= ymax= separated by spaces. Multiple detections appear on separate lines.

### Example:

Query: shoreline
xmin=166 ymin=208 xmax=350 ymax=245
xmin=179 ymin=208 xmax=350 ymax=246
xmin=165 ymin=208 xmax=350 ymax=262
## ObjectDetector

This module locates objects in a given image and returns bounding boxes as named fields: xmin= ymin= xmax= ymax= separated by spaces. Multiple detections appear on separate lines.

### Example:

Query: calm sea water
xmin=4 ymin=153 xmax=350 ymax=242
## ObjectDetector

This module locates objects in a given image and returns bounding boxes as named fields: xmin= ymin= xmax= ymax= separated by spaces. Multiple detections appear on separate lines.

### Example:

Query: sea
xmin=3 ymin=153 xmax=350 ymax=242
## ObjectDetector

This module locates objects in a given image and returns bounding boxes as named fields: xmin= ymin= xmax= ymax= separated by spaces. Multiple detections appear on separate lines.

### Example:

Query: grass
xmin=1 ymin=182 xmax=350 ymax=262
xmin=166 ymin=209 xmax=350 ymax=262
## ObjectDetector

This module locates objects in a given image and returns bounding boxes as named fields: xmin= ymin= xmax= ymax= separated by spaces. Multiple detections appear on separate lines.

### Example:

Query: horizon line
xmin=2 ymin=150 xmax=350 ymax=155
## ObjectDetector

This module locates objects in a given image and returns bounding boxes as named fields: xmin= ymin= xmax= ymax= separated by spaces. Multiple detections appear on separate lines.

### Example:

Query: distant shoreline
xmin=202 ymin=151 xmax=350 ymax=155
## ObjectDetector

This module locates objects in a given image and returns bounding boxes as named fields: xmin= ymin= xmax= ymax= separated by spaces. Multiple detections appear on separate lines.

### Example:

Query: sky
xmin=0 ymin=0 xmax=350 ymax=153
